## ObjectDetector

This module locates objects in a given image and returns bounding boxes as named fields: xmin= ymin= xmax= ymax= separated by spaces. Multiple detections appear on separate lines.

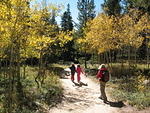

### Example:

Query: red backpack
xmin=101 ymin=70 xmax=109 ymax=82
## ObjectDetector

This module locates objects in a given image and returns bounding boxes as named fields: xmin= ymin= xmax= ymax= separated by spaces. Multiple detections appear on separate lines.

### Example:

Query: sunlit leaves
xmin=0 ymin=0 xmax=73 ymax=59
xmin=80 ymin=10 xmax=150 ymax=54
xmin=84 ymin=14 xmax=120 ymax=53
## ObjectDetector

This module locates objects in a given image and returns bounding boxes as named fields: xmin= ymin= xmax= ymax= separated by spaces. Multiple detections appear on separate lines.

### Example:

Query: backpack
xmin=101 ymin=70 xmax=109 ymax=82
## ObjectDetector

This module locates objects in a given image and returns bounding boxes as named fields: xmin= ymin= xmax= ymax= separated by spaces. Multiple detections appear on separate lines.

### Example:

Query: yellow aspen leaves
xmin=79 ymin=11 xmax=150 ymax=54
xmin=0 ymin=0 xmax=72 ymax=59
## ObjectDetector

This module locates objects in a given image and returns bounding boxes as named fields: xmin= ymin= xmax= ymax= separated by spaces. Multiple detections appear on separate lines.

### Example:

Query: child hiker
xmin=76 ymin=64 xmax=86 ymax=84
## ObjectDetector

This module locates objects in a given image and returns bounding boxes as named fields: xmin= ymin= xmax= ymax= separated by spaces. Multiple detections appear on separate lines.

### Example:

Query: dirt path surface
xmin=49 ymin=76 xmax=149 ymax=113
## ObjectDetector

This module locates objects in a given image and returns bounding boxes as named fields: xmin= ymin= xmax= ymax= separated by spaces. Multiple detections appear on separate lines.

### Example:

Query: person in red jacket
xmin=76 ymin=64 xmax=85 ymax=83
xmin=96 ymin=64 xmax=109 ymax=103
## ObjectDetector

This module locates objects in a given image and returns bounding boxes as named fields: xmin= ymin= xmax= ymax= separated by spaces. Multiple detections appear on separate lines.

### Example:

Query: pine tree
xmin=123 ymin=0 xmax=150 ymax=14
xmin=60 ymin=4 xmax=75 ymax=61
xmin=102 ymin=0 xmax=121 ymax=16
xmin=61 ymin=4 xmax=73 ymax=32
xmin=76 ymin=0 xmax=96 ymax=68
xmin=77 ymin=0 xmax=96 ymax=37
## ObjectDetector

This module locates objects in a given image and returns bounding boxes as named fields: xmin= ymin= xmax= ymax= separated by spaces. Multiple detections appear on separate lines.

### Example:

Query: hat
xmin=98 ymin=64 xmax=105 ymax=69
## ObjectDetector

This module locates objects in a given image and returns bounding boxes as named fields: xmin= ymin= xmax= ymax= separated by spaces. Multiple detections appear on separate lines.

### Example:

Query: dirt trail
xmin=49 ymin=75 xmax=149 ymax=113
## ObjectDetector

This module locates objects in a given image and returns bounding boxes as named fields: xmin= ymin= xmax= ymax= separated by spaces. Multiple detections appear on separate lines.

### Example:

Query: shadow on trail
xmin=65 ymin=96 xmax=85 ymax=103
xmin=108 ymin=101 xmax=125 ymax=108
xmin=63 ymin=95 xmax=93 ymax=107
xmin=73 ymin=82 xmax=88 ymax=87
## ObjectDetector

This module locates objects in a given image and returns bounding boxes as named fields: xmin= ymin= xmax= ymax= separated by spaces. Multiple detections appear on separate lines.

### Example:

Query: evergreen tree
xmin=123 ymin=0 xmax=150 ymax=14
xmin=60 ymin=4 xmax=75 ymax=61
xmin=102 ymin=0 xmax=121 ymax=16
xmin=61 ymin=4 xmax=73 ymax=32
xmin=76 ymin=0 xmax=95 ymax=68
xmin=77 ymin=0 xmax=96 ymax=37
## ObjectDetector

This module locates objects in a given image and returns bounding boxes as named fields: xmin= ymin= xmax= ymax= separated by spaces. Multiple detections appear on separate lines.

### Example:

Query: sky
xmin=34 ymin=0 xmax=104 ymax=25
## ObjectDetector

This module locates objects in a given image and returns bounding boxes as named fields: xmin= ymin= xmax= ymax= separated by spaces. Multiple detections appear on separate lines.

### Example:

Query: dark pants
xmin=71 ymin=72 xmax=75 ymax=82
xmin=100 ymin=81 xmax=107 ymax=101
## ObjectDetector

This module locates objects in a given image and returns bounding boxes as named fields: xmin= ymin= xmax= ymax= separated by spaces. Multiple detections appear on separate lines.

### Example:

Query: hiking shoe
xmin=103 ymin=100 xmax=109 ymax=104
xmin=85 ymin=83 xmax=88 ymax=86
xmin=98 ymin=97 xmax=104 ymax=100
xmin=79 ymin=83 xmax=82 ymax=87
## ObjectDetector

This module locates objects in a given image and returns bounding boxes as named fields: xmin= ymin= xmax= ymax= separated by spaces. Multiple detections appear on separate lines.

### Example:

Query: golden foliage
xmin=0 ymin=0 xmax=72 ymax=59
xmin=78 ymin=11 xmax=150 ymax=54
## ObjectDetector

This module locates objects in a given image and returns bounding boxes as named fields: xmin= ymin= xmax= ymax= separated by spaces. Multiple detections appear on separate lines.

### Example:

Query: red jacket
xmin=96 ymin=68 xmax=107 ymax=79
xmin=76 ymin=67 xmax=83 ymax=75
